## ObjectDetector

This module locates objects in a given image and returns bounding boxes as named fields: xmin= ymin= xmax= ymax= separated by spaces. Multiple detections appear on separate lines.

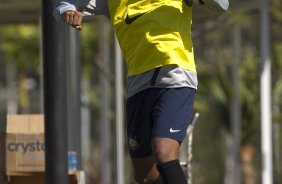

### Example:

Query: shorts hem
xmin=152 ymin=134 xmax=186 ymax=142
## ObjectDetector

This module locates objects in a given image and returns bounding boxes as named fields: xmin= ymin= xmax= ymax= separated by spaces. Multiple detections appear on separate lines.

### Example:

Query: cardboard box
xmin=6 ymin=171 xmax=84 ymax=184
xmin=6 ymin=115 xmax=45 ymax=173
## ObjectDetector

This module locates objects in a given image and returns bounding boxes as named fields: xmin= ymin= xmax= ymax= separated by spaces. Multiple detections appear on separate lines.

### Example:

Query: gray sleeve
xmin=213 ymin=0 xmax=229 ymax=11
xmin=83 ymin=0 xmax=109 ymax=17
xmin=54 ymin=0 xmax=108 ymax=21
xmin=193 ymin=0 xmax=229 ymax=12
xmin=54 ymin=1 xmax=77 ymax=21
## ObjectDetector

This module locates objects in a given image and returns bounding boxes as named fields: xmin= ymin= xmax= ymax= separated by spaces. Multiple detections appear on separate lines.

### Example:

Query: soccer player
xmin=54 ymin=0 xmax=228 ymax=183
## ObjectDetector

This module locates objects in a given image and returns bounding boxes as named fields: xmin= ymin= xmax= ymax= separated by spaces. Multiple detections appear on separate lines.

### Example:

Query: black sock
xmin=157 ymin=159 xmax=187 ymax=184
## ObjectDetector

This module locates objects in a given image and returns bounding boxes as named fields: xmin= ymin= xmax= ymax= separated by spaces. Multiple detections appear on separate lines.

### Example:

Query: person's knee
xmin=152 ymin=138 xmax=180 ymax=163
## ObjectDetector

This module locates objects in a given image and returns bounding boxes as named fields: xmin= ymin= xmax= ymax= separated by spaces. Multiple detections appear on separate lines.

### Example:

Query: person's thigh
xmin=126 ymin=87 xmax=196 ymax=158
xmin=127 ymin=89 xmax=161 ymax=183
xmin=127 ymin=89 xmax=158 ymax=158
xmin=152 ymin=87 xmax=196 ymax=142
xmin=126 ymin=87 xmax=196 ymax=182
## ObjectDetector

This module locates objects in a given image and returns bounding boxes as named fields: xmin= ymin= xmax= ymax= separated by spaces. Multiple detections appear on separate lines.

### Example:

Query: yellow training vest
xmin=108 ymin=0 xmax=196 ymax=76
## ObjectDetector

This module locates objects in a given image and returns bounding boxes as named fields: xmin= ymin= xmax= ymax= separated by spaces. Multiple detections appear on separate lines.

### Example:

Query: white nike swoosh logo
xmin=170 ymin=128 xmax=181 ymax=133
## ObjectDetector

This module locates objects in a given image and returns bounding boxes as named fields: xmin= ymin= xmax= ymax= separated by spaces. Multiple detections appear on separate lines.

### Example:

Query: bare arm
xmin=63 ymin=10 xmax=83 ymax=30
xmin=54 ymin=1 xmax=84 ymax=30
xmin=54 ymin=0 xmax=108 ymax=30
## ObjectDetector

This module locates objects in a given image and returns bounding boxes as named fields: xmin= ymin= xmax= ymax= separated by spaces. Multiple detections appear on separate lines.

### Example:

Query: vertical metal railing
xmin=180 ymin=113 xmax=200 ymax=184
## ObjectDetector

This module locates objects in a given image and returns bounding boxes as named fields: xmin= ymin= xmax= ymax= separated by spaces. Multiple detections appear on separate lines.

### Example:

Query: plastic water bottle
xmin=68 ymin=151 xmax=77 ymax=171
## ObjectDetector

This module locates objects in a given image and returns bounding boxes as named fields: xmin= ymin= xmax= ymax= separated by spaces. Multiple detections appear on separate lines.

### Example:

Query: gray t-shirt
xmin=54 ymin=0 xmax=108 ymax=19
xmin=127 ymin=65 xmax=198 ymax=97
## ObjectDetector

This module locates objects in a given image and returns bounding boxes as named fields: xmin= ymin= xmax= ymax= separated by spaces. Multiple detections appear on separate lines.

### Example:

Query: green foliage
xmin=0 ymin=24 xmax=39 ymax=70
xmin=227 ymin=9 xmax=253 ymax=26
xmin=239 ymin=46 xmax=260 ymax=145
xmin=271 ymin=0 xmax=282 ymax=22
xmin=192 ymin=1 xmax=282 ymax=182
xmin=80 ymin=22 xmax=100 ymax=78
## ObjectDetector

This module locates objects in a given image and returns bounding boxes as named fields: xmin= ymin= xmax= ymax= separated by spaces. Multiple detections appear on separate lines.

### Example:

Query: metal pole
xmin=99 ymin=19 xmax=112 ymax=184
xmin=187 ymin=113 xmax=200 ymax=184
xmin=260 ymin=0 xmax=273 ymax=183
xmin=231 ymin=25 xmax=242 ymax=184
xmin=81 ymin=79 xmax=91 ymax=169
xmin=42 ymin=0 xmax=69 ymax=183
xmin=115 ymin=35 xmax=125 ymax=184
xmin=229 ymin=1 xmax=273 ymax=183
xmin=66 ymin=27 xmax=82 ymax=170
xmin=39 ymin=17 xmax=44 ymax=113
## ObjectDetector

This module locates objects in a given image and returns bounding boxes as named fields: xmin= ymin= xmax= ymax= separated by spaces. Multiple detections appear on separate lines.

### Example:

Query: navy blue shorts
xmin=126 ymin=87 xmax=196 ymax=158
